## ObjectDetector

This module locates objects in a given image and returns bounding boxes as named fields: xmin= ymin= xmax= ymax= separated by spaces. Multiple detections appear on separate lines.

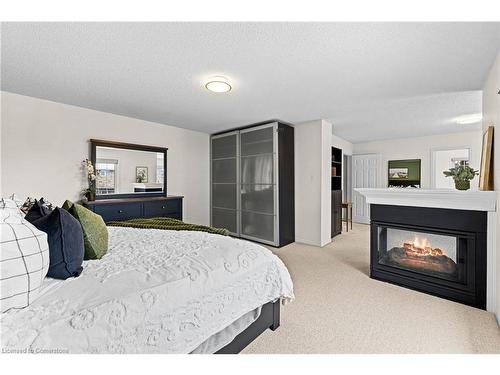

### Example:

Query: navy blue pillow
xmin=24 ymin=199 xmax=53 ymax=223
xmin=32 ymin=207 xmax=84 ymax=279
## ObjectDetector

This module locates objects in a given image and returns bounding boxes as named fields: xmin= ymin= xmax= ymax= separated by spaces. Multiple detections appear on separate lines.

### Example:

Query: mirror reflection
xmin=95 ymin=146 xmax=165 ymax=195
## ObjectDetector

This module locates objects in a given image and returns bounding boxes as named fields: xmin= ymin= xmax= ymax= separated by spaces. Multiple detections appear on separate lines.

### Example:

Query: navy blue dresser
xmin=86 ymin=196 xmax=183 ymax=222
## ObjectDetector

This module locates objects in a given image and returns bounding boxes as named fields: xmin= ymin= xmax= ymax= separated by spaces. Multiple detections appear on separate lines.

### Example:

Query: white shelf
xmin=355 ymin=188 xmax=497 ymax=212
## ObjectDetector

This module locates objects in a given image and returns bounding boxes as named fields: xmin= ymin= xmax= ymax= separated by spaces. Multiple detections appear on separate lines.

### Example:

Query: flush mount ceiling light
xmin=205 ymin=76 xmax=232 ymax=93
xmin=456 ymin=113 xmax=482 ymax=125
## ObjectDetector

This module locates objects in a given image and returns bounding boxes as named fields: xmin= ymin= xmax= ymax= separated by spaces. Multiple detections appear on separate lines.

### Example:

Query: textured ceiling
xmin=1 ymin=22 xmax=499 ymax=142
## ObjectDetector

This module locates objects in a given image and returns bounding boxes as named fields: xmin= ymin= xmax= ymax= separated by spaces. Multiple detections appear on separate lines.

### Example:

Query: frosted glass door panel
xmin=212 ymin=183 xmax=237 ymax=209
xmin=212 ymin=208 xmax=237 ymax=233
xmin=241 ymin=184 xmax=274 ymax=214
xmin=240 ymin=127 xmax=273 ymax=156
xmin=241 ymin=211 xmax=275 ymax=242
xmin=212 ymin=159 xmax=237 ymax=183
xmin=241 ymin=155 xmax=273 ymax=184
xmin=212 ymin=135 xmax=237 ymax=159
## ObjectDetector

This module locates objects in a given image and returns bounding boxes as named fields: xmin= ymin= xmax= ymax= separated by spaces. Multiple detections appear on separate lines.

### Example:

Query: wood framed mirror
xmin=90 ymin=139 xmax=167 ymax=200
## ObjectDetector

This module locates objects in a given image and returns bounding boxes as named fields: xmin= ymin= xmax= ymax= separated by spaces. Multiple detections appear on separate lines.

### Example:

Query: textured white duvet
xmin=0 ymin=227 xmax=294 ymax=353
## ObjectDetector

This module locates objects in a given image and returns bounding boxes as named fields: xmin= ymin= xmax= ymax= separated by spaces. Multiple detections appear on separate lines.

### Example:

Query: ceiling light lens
xmin=205 ymin=77 xmax=232 ymax=93
xmin=456 ymin=114 xmax=482 ymax=125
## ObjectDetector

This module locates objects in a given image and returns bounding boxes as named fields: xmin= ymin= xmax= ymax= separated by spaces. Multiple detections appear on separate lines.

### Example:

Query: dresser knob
xmin=162 ymin=206 xmax=166 ymax=209
xmin=118 ymin=210 xmax=124 ymax=213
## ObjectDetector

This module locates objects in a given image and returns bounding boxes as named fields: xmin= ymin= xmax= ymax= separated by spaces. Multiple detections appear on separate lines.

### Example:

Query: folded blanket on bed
xmin=106 ymin=217 xmax=229 ymax=236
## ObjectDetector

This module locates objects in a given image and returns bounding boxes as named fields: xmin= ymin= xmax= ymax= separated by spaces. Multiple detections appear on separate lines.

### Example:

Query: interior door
xmin=352 ymin=154 xmax=380 ymax=224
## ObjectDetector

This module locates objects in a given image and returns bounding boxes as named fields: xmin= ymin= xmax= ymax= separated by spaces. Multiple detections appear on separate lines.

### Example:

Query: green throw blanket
xmin=106 ymin=217 xmax=229 ymax=236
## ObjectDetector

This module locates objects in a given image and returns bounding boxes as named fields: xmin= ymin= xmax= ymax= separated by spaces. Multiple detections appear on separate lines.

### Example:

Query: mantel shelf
xmin=355 ymin=188 xmax=497 ymax=212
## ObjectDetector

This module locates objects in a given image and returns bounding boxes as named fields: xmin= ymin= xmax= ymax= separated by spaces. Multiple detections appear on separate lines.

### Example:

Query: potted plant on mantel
xmin=443 ymin=165 xmax=479 ymax=191
xmin=82 ymin=159 xmax=97 ymax=201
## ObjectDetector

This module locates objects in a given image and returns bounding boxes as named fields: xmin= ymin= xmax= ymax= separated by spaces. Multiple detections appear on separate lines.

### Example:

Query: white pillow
xmin=1 ymin=196 xmax=24 ymax=222
xmin=1 ymin=198 xmax=50 ymax=313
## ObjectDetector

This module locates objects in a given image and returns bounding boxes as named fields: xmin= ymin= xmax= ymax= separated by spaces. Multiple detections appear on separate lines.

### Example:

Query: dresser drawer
xmin=93 ymin=202 xmax=142 ymax=222
xmin=143 ymin=199 xmax=182 ymax=218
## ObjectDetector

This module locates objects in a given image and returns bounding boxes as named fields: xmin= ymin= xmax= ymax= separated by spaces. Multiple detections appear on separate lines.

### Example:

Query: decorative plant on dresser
xmin=82 ymin=158 xmax=97 ymax=201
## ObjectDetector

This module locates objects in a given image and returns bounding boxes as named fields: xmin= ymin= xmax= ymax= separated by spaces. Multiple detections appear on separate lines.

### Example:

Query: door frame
xmin=352 ymin=153 xmax=381 ymax=224
xmin=430 ymin=146 xmax=472 ymax=189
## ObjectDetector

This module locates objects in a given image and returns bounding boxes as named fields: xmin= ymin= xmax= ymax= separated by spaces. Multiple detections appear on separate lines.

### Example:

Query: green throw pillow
xmin=64 ymin=201 xmax=108 ymax=260
xmin=62 ymin=200 xmax=74 ymax=211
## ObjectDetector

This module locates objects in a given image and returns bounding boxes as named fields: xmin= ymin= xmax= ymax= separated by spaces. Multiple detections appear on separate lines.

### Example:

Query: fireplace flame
xmin=403 ymin=237 xmax=444 ymax=257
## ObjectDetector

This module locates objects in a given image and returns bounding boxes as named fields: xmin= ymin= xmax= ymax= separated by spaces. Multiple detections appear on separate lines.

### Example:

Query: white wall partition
xmin=294 ymin=120 xmax=324 ymax=246
xmin=482 ymin=50 xmax=500 ymax=323
xmin=293 ymin=120 xmax=333 ymax=246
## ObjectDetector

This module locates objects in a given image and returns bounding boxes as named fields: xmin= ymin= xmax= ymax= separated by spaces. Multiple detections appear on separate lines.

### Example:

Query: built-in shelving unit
xmin=331 ymin=148 xmax=342 ymax=190
xmin=331 ymin=147 xmax=342 ymax=237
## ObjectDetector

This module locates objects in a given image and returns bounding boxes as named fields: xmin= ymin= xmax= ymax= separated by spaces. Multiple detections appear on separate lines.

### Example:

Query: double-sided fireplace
xmin=370 ymin=204 xmax=487 ymax=309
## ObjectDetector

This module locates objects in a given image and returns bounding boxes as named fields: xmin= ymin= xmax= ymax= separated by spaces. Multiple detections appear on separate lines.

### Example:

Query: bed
xmin=0 ymin=226 xmax=294 ymax=354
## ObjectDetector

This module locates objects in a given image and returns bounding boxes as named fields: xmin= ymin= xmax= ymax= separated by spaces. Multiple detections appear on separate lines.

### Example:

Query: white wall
xmin=0 ymin=92 xmax=210 ymax=225
xmin=332 ymin=133 xmax=354 ymax=156
xmin=294 ymin=120 xmax=332 ymax=246
xmin=294 ymin=120 xmax=323 ymax=246
xmin=353 ymin=131 xmax=483 ymax=189
xmin=482 ymin=51 xmax=500 ymax=323
xmin=294 ymin=120 xmax=352 ymax=247
xmin=321 ymin=120 xmax=333 ymax=246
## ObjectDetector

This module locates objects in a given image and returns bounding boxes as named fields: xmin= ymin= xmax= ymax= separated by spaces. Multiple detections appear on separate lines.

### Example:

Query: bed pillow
xmin=61 ymin=199 xmax=73 ymax=211
xmin=24 ymin=199 xmax=53 ymax=223
xmin=64 ymin=201 xmax=108 ymax=260
xmin=32 ymin=207 xmax=84 ymax=279
xmin=1 ymin=198 xmax=50 ymax=313
xmin=0 ymin=197 xmax=24 ymax=220
xmin=20 ymin=197 xmax=36 ymax=215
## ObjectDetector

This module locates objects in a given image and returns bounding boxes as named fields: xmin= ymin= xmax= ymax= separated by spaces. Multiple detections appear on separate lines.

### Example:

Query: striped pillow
xmin=1 ymin=198 xmax=50 ymax=313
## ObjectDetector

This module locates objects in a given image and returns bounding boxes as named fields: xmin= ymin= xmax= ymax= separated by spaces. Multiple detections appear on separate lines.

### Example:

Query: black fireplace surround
xmin=370 ymin=204 xmax=487 ymax=309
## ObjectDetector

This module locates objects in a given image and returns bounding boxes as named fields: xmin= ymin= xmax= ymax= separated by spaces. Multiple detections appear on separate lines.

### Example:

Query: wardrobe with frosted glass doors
xmin=210 ymin=121 xmax=294 ymax=247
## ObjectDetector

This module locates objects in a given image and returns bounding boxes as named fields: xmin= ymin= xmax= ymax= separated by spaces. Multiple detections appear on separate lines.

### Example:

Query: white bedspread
xmin=0 ymin=227 xmax=294 ymax=353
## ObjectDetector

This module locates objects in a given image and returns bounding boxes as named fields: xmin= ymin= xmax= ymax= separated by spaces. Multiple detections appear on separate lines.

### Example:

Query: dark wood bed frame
xmin=215 ymin=300 xmax=280 ymax=354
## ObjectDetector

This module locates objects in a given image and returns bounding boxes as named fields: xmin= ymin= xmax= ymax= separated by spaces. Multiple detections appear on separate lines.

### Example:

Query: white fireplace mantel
xmin=355 ymin=187 xmax=498 ymax=314
xmin=355 ymin=188 xmax=497 ymax=212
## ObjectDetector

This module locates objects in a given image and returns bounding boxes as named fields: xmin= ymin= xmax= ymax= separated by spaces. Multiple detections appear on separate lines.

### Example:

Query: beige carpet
xmin=242 ymin=223 xmax=500 ymax=354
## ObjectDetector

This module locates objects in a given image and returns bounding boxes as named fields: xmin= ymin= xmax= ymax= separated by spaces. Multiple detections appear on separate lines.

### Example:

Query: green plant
xmin=81 ymin=187 xmax=96 ymax=195
xmin=443 ymin=165 xmax=478 ymax=182
xmin=82 ymin=159 xmax=97 ymax=199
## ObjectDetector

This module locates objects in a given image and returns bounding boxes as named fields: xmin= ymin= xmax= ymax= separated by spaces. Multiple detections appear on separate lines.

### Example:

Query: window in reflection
xmin=96 ymin=159 xmax=117 ymax=195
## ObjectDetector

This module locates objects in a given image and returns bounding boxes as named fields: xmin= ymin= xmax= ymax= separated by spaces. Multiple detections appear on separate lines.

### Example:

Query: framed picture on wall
xmin=479 ymin=126 xmax=494 ymax=191
xmin=136 ymin=166 xmax=148 ymax=183
xmin=388 ymin=167 xmax=409 ymax=179
xmin=388 ymin=159 xmax=421 ymax=188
